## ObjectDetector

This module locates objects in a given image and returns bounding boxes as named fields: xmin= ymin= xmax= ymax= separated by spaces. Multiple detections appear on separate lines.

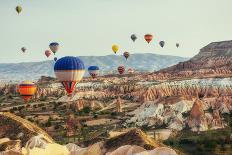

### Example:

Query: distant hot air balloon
xmin=88 ymin=66 xmax=100 ymax=78
xmin=112 ymin=44 xmax=119 ymax=54
xmin=123 ymin=52 xmax=130 ymax=60
xmin=16 ymin=6 xmax=22 ymax=14
xmin=54 ymin=57 xmax=58 ymax=61
xmin=117 ymin=66 xmax=125 ymax=75
xmin=45 ymin=50 xmax=51 ymax=57
xmin=128 ymin=68 xmax=134 ymax=74
xmin=131 ymin=34 xmax=137 ymax=42
xmin=54 ymin=56 xmax=85 ymax=95
xmin=21 ymin=47 xmax=26 ymax=53
xmin=176 ymin=43 xmax=180 ymax=48
xmin=159 ymin=41 xmax=165 ymax=48
xmin=49 ymin=42 xmax=59 ymax=54
xmin=18 ymin=81 xmax=37 ymax=102
xmin=144 ymin=34 xmax=153 ymax=43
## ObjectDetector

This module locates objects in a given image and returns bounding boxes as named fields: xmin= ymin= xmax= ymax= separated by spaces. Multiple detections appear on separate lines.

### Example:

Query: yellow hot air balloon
xmin=112 ymin=45 xmax=119 ymax=54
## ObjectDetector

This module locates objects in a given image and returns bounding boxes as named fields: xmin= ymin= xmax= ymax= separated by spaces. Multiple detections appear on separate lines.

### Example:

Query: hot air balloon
xmin=45 ymin=50 xmax=51 ymax=57
xmin=21 ymin=47 xmax=26 ymax=53
xmin=117 ymin=66 xmax=125 ymax=75
xmin=123 ymin=52 xmax=130 ymax=60
xmin=88 ymin=66 xmax=100 ymax=78
xmin=128 ymin=68 xmax=134 ymax=74
xmin=131 ymin=34 xmax=137 ymax=42
xmin=16 ymin=6 xmax=22 ymax=14
xmin=54 ymin=56 xmax=85 ymax=95
xmin=112 ymin=44 xmax=119 ymax=54
xmin=159 ymin=41 xmax=165 ymax=48
xmin=54 ymin=57 xmax=58 ymax=61
xmin=144 ymin=34 xmax=153 ymax=43
xmin=176 ymin=43 xmax=180 ymax=48
xmin=18 ymin=81 xmax=37 ymax=102
xmin=49 ymin=42 xmax=59 ymax=54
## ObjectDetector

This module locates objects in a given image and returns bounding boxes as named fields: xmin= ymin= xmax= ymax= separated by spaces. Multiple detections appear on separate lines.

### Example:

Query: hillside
xmin=153 ymin=40 xmax=232 ymax=79
xmin=0 ymin=53 xmax=187 ymax=81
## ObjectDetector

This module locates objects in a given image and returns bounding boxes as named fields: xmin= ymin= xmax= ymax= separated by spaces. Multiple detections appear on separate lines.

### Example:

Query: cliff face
xmin=153 ymin=40 xmax=232 ymax=79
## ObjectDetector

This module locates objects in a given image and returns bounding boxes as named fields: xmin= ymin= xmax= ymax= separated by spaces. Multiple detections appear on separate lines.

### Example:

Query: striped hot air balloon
xmin=18 ymin=81 xmax=37 ymax=102
xmin=123 ymin=52 xmax=130 ymax=60
xmin=54 ymin=56 xmax=85 ymax=95
xmin=49 ymin=42 xmax=59 ymax=54
xmin=117 ymin=66 xmax=125 ymax=74
xmin=144 ymin=34 xmax=153 ymax=43
xmin=88 ymin=66 xmax=100 ymax=78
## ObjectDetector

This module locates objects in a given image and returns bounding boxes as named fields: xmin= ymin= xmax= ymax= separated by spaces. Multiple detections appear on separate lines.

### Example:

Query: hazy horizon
xmin=1 ymin=0 xmax=232 ymax=63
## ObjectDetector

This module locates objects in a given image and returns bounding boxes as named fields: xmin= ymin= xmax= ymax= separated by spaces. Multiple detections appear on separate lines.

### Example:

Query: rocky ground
xmin=0 ymin=40 xmax=232 ymax=154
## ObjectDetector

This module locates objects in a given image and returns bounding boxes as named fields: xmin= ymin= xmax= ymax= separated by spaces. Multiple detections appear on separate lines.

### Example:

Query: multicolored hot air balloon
xmin=144 ymin=34 xmax=153 ymax=43
xmin=18 ymin=81 xmax=37 ymax=102
xmin=123 ymin=52 xmax=130 ymax=60
xmin=112 ymin=44 xmax=119 ymax=54
xmin=16 ymin=6 xmax=22 ymax=14
xmin=21 ymin=47 xmax=26 ymax=53
xmin=88 ymin=66 xmax=100 ymax=78
xmin=54 ymin=56 xmax=85 ymax=95
xmin=54 ymin=57 xmax=58 ymax=61
xmin=159 ymin=41 xmax=165 ymax=48
xmin=131 ymin=34 xmax=137 ymax=42
xmin=45 ymin=50 xmax=51 ymax=57
xmin=176 ymin=43 xmax=180 ymax=48
xmin=128 ymin=68 xmax=134 ymax=74
xmin=49 ymin=42 xmax=59 ymax=55
xmin=117 ymin=66 xmax=125 ymax=75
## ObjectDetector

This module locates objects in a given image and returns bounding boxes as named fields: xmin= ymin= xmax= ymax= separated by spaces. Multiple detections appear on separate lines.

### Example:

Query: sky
xmin=0 ymin=0 xmax=232 ymax=63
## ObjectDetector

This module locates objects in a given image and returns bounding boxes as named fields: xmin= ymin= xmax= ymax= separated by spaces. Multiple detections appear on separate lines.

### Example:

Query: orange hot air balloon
xmin=144 ymin=34 xmax=153 ymax=43
xmin=18 ymin=81 xmax=37 ymax=102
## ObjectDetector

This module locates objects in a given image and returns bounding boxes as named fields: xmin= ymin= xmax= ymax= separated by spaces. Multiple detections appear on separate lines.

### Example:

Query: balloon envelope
xmin=45 ymin=50 xmax=51 ymax=57
xmin=176 ymin=43 xmax=180 ymax=48
xmin=49 ymin=42 xmax=59 ymax=54
xmin=128 ymin=68 xmax=134 ymax=74
xmin=18 ymin=81 xmax=37 ymax=102
xmin=54 ymin=56 xmax=85 ymax=95
xmin=112 ymin=45 xmax=119 ymax=54
xmin=21 ymin=47 xmax=26 ymax=53
xmin=159 ymin=41 xmax=165 ymax=48
xmin=16 ymin=6 xmax=22 ymax=14
xmin=123 ymin=52 xmax=130 ymax=60
xmin=88 ymin=66 xmax=100 ymax=78
xmin=144 ymin=34 xmax=153 ymax=43
xmin=131 ymin=34 xmax=137 ymax=42
xmin=118 ymin=66 xmax=125 ymax=74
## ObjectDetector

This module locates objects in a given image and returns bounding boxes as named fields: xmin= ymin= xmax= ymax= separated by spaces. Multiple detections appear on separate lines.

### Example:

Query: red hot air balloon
xmin=144 ymin=34 xmax=153 ymax=43
xmin=45 ymin=50 xmax=51 ymax=58
xmin=117 ymin=66 xmax=125 ymax=74
xmin=123 ymin=52 xmax=130 ymax=60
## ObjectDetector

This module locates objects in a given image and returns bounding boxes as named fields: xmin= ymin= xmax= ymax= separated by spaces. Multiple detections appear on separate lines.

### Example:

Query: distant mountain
xmin=0 ymin=53 xmax=188 ymax=81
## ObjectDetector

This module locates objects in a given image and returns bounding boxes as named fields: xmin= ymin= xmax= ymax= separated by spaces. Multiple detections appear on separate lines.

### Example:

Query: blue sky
xmin=0 ymin=0 xmax=232 ymax=63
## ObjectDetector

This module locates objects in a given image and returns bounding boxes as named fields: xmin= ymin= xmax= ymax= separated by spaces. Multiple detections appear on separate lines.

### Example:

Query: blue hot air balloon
xmin=54 ymin=56 xmax=85 ymax=95
xmin=49 ymin=42 xmax=59 ymax=54
xmin=88 ymin=66 xmax=100 ymax=78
